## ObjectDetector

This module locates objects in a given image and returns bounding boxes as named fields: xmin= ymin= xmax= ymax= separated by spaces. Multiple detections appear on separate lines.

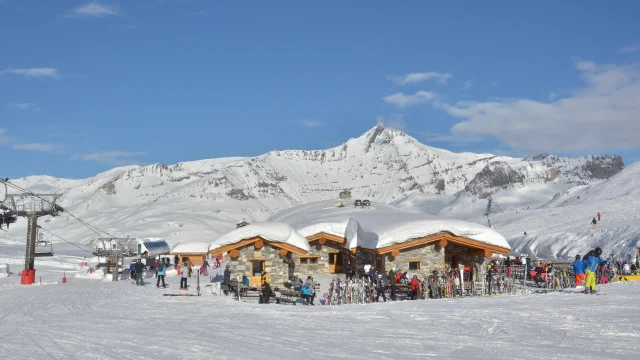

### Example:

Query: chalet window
xmin=408 ymin=261 xmax=420 ymax=270
xmin=300 ymin=257 xmax=319 ymax=265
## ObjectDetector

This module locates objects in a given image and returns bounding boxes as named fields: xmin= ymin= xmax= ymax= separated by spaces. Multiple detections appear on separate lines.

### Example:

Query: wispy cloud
xmin=383 ymin=91 xmax=435 ymax=108
xmin=1 ymin=68 xmax=60 ymax=79
xmin=66 ymin=1 xmax=120 ymax=18
xmin=391 ymin=72 xmax=452 ymax=85
xmin=73 ymin=151 xmax=148 ymax=166
xmin=12 ymin=143 xmax=59 ymax=152
xmin=463 ymin=81 xmax=473 ymax=90
xmin=0 ymin=128 xmax=14 ymax=144
xmin=620 ymin=44 xmax=640 ymax=54
xmin=430 ymin=60 xmax=640 ymax=154
xmin=8 ymin=102 xmax=36 ymax=110
xmin=376 ymin=114 xmax=406 ymax=131
xmin=300 ymin=120 xmax=326 ymax=127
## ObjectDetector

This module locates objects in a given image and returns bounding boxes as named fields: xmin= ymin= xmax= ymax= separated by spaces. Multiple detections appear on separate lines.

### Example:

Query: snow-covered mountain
xmin=1 ymin=125 xmax=627 ymax=257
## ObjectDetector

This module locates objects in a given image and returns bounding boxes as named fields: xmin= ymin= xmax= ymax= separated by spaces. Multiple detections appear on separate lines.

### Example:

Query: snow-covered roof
xmin=210 ymin=222 xmax=311 ymax=252
xmin=269 ymin=200 xmax=510 ymax=251
xmin=172 ymin=242 xmax=210 ymax=254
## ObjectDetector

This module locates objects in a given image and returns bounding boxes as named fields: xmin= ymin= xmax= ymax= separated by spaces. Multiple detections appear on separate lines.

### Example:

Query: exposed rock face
xmin=464 ymin=162 xmax=525 ymax=199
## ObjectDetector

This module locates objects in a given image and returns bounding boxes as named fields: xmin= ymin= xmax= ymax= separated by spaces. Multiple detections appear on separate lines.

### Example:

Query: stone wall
xmin=224 ymin=243 xmax=294 ymax=287
xmin=383 ymin=244 xmax=444 ymax=278
xmin=296 ymin=241 xmax=348 ymax=276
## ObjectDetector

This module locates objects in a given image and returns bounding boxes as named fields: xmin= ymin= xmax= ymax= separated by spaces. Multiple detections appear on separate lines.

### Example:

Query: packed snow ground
xmin=1 ymin=246 xmax=639 ymax=359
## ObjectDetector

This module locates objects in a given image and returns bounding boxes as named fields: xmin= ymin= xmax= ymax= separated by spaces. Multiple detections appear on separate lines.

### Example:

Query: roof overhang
xmin=209 ymin=236 xmax=308 ymax=257
xmin=306 ymin=232 xmax=347 ymax=245
xmin=376 ymin=232 xmax=510 ymax=257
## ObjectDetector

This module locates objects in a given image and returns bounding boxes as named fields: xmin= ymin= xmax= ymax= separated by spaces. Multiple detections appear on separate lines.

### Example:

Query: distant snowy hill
xmin=1 ymin=125 xmax=629 ymax=259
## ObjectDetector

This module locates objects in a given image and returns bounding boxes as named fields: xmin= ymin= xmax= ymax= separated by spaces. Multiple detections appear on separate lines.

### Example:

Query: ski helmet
xmin=413 ymin=274 xmax=417 ymax=279
xmin=595 ymin=247 xmax=602 ymax=256
xmin=575 ymin=254 xmax=581 ymax=260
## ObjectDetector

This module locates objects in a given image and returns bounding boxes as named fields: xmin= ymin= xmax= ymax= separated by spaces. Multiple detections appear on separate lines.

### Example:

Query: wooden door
xmin=328 ymin=253 xmax=344 ymax=274
xmin=250 ymin=260 xmax=264 ymax=287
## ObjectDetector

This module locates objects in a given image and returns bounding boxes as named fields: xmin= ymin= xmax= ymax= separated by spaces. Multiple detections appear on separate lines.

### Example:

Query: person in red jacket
xmin=410 ymin=275 xmax=420 ymax=300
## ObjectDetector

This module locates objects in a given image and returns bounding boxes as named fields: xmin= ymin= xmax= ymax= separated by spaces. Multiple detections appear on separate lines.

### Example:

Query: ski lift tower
xmin=485 ymin=197 xmax=493 ymax=228
xmin=0 ymin=179 xmax=62 ymax=285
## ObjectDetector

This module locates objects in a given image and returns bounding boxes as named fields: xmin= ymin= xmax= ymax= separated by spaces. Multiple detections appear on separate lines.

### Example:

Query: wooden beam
xmin=391 ymin=250 xmax=400 ymax=257
xmin=229 ymin=249 xmax=240 ymax=258
xmin=254 ymin=239 xmax=264 ymax=249
xmin=377 ymin=232 xmax=510 ymax=255
xmin=306 ymin=232 xmax=346 ymax=245
xmin=318 ymin=238 xmax=326 ymax=245
xmin=209 ymin=236 xmax=308 ymax=256
xmin=279 ymin=248 xmax=289 ymax=256
xmin=438 ymin=239 xmax=448 ymax=248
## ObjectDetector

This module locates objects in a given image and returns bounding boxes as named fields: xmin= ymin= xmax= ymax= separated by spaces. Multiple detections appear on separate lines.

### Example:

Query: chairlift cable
xmin=36 ymin=225 xmax=94 ymax=256
xmin=1 ymin=179 xmax=115 ymax=238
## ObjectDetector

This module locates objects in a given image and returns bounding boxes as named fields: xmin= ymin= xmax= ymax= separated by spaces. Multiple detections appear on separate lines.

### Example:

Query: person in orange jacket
xmin=410 ymin=274 xmax=420 ymax=300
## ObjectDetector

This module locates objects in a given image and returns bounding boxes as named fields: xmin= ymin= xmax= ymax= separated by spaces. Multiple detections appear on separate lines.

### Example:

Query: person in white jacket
xmin=180 ymin=262 xmax=189 ymax=290
xmin=623 ymin=262 xmax=631 ymax=275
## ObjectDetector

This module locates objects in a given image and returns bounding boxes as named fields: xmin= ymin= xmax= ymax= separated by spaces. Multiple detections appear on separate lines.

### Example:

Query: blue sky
xmin=1 ymin=1 xmax=639 ymax=179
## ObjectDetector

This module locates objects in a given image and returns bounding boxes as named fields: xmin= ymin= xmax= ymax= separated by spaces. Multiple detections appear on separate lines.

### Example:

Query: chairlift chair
xmin=354 ymin=199 xmax=363 ymax=207
xmin=362 ymin=199 xmax=371 ymax=207
xmin=34 ymin=240 xmax=54 ymax=257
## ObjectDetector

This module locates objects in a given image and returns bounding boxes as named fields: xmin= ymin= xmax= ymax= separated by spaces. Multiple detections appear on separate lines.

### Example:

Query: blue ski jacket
xmin=572 ymin=259 xmax=585 ymax=275
xmin=157 ymin=264 xmax=165 ymax=276
xmin=301 ymin=284 xmax=312 ymax=295
xmin=583 ymin=256 xmax=607 ymax=272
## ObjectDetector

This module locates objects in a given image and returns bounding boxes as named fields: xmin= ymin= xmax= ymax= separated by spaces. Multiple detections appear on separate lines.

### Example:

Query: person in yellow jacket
xmin=261 ymin=270 xmax=270 ymax=285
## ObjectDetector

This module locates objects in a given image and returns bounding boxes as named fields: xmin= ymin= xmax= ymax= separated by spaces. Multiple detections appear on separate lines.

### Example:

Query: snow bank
xmin=210 ymin=222 xmax=311 ymax=252
xmin=172 ymin=242 xmax=210 ymax=254
xmin=270 ymin=200 xmax=510 ymax=250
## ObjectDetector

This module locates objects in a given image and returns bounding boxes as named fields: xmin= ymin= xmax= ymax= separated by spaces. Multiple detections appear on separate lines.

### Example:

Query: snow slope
xmin=0 ymin=255 xmax=638 ymax=359
xmin=469 ymin=162 xmax=640 ymax=259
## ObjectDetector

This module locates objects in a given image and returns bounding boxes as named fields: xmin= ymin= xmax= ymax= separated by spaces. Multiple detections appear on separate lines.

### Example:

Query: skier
xmin=185 ymin=258 xmax=193 ymax=277
xmin=301 ymin=283 xmax=315 ymax=305
xmin=154 ymin=259 xmax=160 ymax=277
xmin=623 ymin=262 xmax=630 ymax=275
xmin=410 ymin=274 xmax=420 ymax=300
xmin=368 ymin=266 xmax=376 ymax=284
xmin=180 ymin=261 xmax=189 ymax=290
xmin=134 ymin=259 xmax=146 ymax=286
xmin=505 ymin=256 xmax=513 ymax=278
xmin=573 ymin=255 xmax=586 ymax=287
xmin=200 ymin=260 xmax=210 ymax=276
xmin=597 ymin=212 xmax=601 ymax=221
xmin=223 ymin=265 xmax=231 ymax=294
xmin=156 ymin=262 xmax=166 ymax=288
xmin=388 ymin=267 xmax=397 ymax=301
xmin=583 ymin=247 xmax=608 ymax=294
xmin=591 ymin=217 xmax=597 ymax=229
xmin=486 ymin=263 xmax=494 ymax=294
xmin=375 ymin=273 xmax=387 ymax=303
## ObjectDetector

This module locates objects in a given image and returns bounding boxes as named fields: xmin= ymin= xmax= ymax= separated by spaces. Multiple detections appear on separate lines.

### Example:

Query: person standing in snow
xmin=623 ymin=262 xmax=630 ymax=275
xmin=129 ymin=261 xmax=135 ymax=280
xmin=134 ymin=259 xmax=146 ymax=286
xmin=223 ymin=265 xmax=231 ymax=294
xmin=388 ymin=268 xmax=397 ymax=301
xmin=180 ymin=262 xmax=189 ymax=290
xmin=410 ymin=275 xmax=420 ymax=300
xmin=368 ymin=266 xmax=376 ymax=284
xmin=591 ymin=218 xmax=597 ymax=229
xmin=154 ymin=259 xmax=160 ymax=278
xmin=375 ymin=273 xmax=387 ymax=303
xmin=174 ymin=255 xmax=179 ymax=268
xmin=573 ymin=255 xmax=586 ymax=287
xmin=583 ymin=247 xmax=608 ymax=294
xmin=200 ymin=260 xmax=210 ymax=276
xmin=185 ymin=258 xmax=193 ymax=277
xmin=597 ymin=212 xmax=601 ymax=221
xmin=486 ymin=263 xmax=494 ymax=294
xmin=505 ymin=256 xmax=513 ymax=278
xmin=156 ymin=262 xmax=166 ymax=288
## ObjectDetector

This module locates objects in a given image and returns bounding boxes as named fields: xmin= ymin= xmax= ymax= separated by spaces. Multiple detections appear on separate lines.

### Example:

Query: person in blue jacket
xmin=583 ymin=247 xmax=608 ymax=294
xmin=301 ymin=283 xmax=315 ymax=305
xmin=573 ymin=255 xmax=586 ymax=287
xmin=156 ymin=262 xmax=166 ymax=288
